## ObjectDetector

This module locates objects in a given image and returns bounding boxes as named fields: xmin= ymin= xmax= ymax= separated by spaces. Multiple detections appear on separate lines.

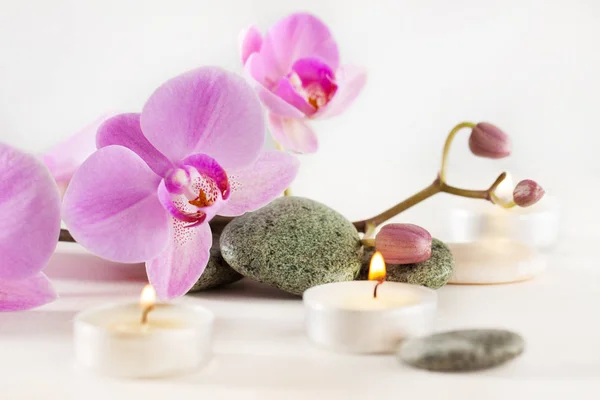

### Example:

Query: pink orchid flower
xmin=1 ymin=143 xmax=60 ymax=311
xmin=240 ymin=13 xmax=367 ymax=154
xmin=62 ymin=67 xmax=299 ymax=299
xmin=41 ymin=113 xmax=117 ymax=195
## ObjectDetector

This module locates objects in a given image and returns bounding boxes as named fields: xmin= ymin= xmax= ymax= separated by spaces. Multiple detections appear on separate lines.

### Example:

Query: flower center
xmin=289 ymin=72 xmax=335 ymax=110
xmin=172 ymin=168 xmax=190 ymax=186
xmin=188 ymin=189 xmax=214 ymax=208
xmin=159 ymin=155 xmax=230 ymax=226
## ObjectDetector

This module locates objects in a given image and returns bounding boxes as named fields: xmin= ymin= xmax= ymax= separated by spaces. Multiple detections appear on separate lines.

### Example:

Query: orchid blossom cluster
xmin=61 ymin=67 xmax=299 ymax=299
xmin=240 ymin=13 xmax=367 ymax=153
xmin=1 ymin=12 xmax=365 ymax=310
xmin=0 ymin=12 xmax=546 ymax=312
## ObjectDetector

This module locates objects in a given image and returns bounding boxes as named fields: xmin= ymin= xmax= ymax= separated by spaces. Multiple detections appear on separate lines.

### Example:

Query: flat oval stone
xmin=358 ymin=239 xmax=454 ymax=289
xmin=220 ymin=197 xmax=363 ymax=295
xmin=398 ymin=329 xmax=525 ymax=372
xmin=187 ymin=232 xmax=243 ymax=293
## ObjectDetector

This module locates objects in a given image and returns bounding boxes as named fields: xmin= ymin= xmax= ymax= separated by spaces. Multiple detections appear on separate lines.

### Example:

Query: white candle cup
xmin=444 ymin=196 xmax=559 ymax=284
xmin=446 ymin=239 xmax=547 ymax=284
xmin=446 ymin=195 xmax=560 ymax=251
xmin=74 ymin=302 xmax=214 ymax=378
xmin=303 ymin=281 xmax=437 ymax=354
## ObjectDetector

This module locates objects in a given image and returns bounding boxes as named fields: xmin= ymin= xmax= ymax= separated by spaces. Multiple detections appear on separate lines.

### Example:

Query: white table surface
xmin=1 ymin=180 xmax=599 ymax=399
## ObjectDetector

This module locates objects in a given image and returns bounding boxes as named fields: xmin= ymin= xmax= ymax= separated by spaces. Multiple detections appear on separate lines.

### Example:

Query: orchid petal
xmin=141 ymin=67 xmax=265 ymax=170
xmin=62 ymin=146 xmax=170 ymax=263
xmin=146 ymin=220 xmax=212 ymax=299
xmin=41 ymin=113 xmax=116 ymax=187
xmin=259 ymin=13 xmax=339 ymax=84
xmin=0 ymin=273 xmax=57 ymax=311
xmin=267 ymin=113 xmax=318 ymax=154
xmin=244 ymin=54 xmax=306 ymax=118
xmin=273 ymin=77 xmax=316 ymax=116
xmin=219 ymin=150 xmax=300 ymax=217
xmin=315 ymin=65 xmax=367 ymax=119
xmin=96 ymin=113 xmax=173 ymax=176
xmin=239 ymin=25 xmax=263 ymax=65
xmin=0 ymin=143 xmax=61 ymax=280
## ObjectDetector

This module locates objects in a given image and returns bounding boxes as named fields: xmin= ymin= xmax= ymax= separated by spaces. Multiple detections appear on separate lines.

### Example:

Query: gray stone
xmin=398 ymin=329 xmax=525 ymax=372
xmin=220 ymin=197 xmax=363 ymax=295
xmin=358 ymin=239 xmax=454 ymax=289
xmin=187 ymin=232 xmax=243 ymax=293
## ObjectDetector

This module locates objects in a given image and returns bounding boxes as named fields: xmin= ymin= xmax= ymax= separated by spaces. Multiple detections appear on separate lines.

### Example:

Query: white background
xmin=1 ymin=0 xmax=598 ymax=221
xmin=1 ymin=2 xmax=600 ymax=398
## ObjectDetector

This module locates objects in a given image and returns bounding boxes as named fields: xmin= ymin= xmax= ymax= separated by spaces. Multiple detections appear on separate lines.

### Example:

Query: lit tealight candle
xmin=303 ymin=252 xmax=437 ymax=354
xmin=369 ymin=251 xmax=386 ymax=298
xmin=74 ymin=285 xmax=214 ymax=378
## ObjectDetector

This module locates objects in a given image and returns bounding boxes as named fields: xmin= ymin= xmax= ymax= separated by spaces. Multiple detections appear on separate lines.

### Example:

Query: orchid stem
xmin=352 ymin=121 xmax=513 ymax=233
xmin=439 ymin=122 xmax=476 ymax=183
xmin=363 ymin=222 xmax=377 ymax=239
xmin=352 ymin=175 xmax=508 ymax=233
xmin=353 ymin=181 xmax=442 ymax=233
xmin=274 ymin=141 xmax=293 ymax=197
xmin=439 ymin=182 xmax=489 ymax=199
xmin=361 ymin=238 xmax=376 ymax=247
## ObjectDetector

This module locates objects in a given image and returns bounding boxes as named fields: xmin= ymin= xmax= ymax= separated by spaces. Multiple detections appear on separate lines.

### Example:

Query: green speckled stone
xmin=187 ymin=232 xmax=243 ymax=293
xmin=398 ymin=329 xmax=525 ymax=372
xmin=358 ymin=239 xmax=454 ymax=289
xmin=220 ymin=197 xmax=363 ymax=295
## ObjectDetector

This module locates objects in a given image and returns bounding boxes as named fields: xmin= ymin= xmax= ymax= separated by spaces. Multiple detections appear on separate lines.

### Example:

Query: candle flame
xmin=496 ymin=172 xmax=515 ymax=202
xmin=368 ymin=251 xmax=386 ymax=281
xmin=140 ymin=284 xmax=156 ymax=308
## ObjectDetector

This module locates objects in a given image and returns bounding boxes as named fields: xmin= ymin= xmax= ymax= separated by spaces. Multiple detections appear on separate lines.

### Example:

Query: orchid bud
xmin=375 ymin=223 xmax=432 ymax=264
xmin=469 ymin=122 xmax=511 ymax=159
xmin=513 ymin=179 xmax=545 ymax=207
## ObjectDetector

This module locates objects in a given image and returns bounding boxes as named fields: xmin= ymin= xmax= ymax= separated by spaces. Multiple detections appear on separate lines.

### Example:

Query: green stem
xmin=353 ymin=172 xmax=510 ymax=233
xmin=439 ymin=122 xmax=476 ymax=183
xmin=352 ymin=122 xmax=513 ymax=234
xmin=361 ymin=238 xmax=376 ymax=247
xmin=439 ymin=182 xmax=489 ymax=200
xmin=353 ymin=180 xmax=442 ymax=233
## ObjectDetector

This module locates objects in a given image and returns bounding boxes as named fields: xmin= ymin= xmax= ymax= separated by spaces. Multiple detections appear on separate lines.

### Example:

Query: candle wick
xmin=373 ymin=280 xmax=384 ymax=299
xmin=140 ymin=305 xmax=155 ymax=325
